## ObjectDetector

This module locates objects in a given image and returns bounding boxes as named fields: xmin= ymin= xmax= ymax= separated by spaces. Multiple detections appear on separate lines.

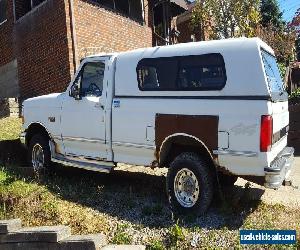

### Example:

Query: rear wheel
xmin=28 ymin=134 xmax=51 ymax=173
xmin=166 ymin=152 xmax=214 ymax=215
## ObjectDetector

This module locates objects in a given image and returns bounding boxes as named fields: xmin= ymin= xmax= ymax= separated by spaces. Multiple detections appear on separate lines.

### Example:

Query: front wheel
xmin=28 ymin=134 xmax=51 ymax=173
xmin=166 ymin=152 xmax=214 ymax=215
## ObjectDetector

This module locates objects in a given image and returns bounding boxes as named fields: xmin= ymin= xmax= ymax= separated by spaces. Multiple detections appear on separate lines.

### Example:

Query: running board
xmin=52 ymin=155 xmax=114 ymax=173
xmin=49 ymin=140 xmax=114 ymax=173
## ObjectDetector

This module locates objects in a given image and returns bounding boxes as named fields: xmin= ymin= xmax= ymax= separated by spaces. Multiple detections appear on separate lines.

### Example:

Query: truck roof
xmin=120 ymin=37 xmax=273 ymax=58
xmin=86 ymin=37 xmax=273 ymax=60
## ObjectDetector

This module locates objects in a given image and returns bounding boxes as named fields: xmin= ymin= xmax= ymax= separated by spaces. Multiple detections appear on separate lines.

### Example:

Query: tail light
xmin=260 ymin=115 xmax=273 ymax=152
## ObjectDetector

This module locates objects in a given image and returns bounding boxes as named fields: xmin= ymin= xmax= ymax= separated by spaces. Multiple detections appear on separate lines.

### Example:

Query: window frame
xmin=91 ymin=0 xmax=144 ymax=24
xmin=71 ymin=61 xmax=105 ymax=98
xmin=136 ymin=53 xmax=227 ymax=92
xmin=260 ymin=48 xmax=288 ymax=102
xmin=15 ymin=0 xmax=47 ymax=22
xmin=0 ymin=0 xmax=7 ymax=25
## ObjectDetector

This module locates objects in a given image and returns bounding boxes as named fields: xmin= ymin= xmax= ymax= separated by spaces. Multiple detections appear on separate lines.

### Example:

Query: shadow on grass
xmin=0 ymin=138 xmax=265 ymax=230
xmin=0 ymin=139 xmax=27 ymax=166
xmin=5 ymin=162 xmax=264 ymax=231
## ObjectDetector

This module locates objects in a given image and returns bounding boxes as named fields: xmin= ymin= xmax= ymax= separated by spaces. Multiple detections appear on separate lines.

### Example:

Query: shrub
xmin=169 ymin=222 xmax=185 ymax=247
xmin=289 ymin=88 xmax=300 ymax=105
xmin=146 ymin=240 xmax=165 ymax=250
xmin=111 ymin=224 xmax=132 ymax=245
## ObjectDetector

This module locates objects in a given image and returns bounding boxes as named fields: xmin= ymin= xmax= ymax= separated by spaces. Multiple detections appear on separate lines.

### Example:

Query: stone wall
xmin=0 ymin=60 xmax=19 ymax=99
xmin=0 ymin=98 xmax=19 ymax=118
xmin=288 ymin=103 xmax=300 ymax=156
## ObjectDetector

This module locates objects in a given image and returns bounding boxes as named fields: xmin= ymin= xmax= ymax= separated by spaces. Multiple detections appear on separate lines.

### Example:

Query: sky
xmin=278 ymin=0 xmax=299 ymax=22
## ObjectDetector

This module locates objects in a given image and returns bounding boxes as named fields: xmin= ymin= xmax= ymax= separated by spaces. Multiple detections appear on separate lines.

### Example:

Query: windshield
xmin=261 ymin=50 xmax=287 ymax=100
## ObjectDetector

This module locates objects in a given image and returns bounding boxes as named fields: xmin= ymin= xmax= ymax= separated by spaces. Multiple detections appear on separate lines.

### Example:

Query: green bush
xmin=169 ymin=222 xmax=185 ymax=247
xmin=111 ymin=224 xmax=132 ymax=245
xmin=290 ymin=88 xmax=300 ymax=99
xmin=146 ymin=240 xmax=165 ymax=250
xmin=278 ymin=62 xmax=287 ymax=80
xmin=289 ymin=88 xmax=300 ymax=105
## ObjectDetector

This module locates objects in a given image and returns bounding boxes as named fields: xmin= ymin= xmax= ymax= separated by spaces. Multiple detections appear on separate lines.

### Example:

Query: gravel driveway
xmin=236 ymin=157 xmax=300 ymax=208
xmin=117 ymin=157 xmax=300 ymax=208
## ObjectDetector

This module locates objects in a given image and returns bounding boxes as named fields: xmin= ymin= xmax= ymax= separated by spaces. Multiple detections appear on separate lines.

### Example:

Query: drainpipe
xmin=68 ymin=0 xmax=78 ymax=73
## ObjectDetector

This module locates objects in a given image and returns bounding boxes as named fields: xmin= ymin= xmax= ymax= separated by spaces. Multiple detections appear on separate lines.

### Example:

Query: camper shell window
xmin=261 ymin=49 xmax=288 ymax=101
xmin=137 ymin=53 xmax=227 ymax=91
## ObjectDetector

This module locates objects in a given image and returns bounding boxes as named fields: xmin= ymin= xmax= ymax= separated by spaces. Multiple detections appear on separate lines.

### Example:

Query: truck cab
xmin=21 ymin=37 xmax=294 ymax=214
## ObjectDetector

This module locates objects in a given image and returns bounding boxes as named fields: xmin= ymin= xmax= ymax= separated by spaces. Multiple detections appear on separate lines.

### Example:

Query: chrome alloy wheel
xmin=174 ymin=168 xmax=200 ymax=208
xmin=32 ymin=143 xmax=45 ymax=171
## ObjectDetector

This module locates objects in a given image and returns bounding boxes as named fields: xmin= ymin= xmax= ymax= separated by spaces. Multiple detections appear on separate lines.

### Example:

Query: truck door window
xmin=80 ymin=62 xmax=105 ymax=97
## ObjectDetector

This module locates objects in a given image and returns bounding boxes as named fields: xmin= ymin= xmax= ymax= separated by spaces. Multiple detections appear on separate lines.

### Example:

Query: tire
xmin=218 ymin=172 xmax=238 ymax=187
xmin=166 ymin=152 xmax=214 ymax=215
xmin=28 ymin=134 xmax=51 ymax=173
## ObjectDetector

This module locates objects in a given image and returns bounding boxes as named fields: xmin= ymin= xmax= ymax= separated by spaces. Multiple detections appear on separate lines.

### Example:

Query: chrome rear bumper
xmin=264 ymin=147 xmax=294 ymax=189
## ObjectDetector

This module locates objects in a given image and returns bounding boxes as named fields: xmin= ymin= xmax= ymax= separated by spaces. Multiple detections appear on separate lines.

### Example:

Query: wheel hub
xmin=174 ymin=168 xmax=200 ymax=208
xmin=32 ymin=144 xmax=44 ymax=172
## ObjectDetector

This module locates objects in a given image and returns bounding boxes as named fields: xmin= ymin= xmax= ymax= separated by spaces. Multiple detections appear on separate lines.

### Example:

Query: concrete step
xmin=0 ymin=233 xmax=107 ymax=250
xmin=0 ymin=219 xmax=145 ymax=250
xmin=0 ymin=219 xmax=22 ymax=234
xmin=0 ymin=225 xmax=71 ymax=243
xmin=59 ymin=233 xmax=107 ymax=250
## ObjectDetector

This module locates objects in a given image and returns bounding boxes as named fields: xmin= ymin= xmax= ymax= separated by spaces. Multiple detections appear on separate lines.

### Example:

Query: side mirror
xmin=70 ymin=84 xmax=81 ymax=100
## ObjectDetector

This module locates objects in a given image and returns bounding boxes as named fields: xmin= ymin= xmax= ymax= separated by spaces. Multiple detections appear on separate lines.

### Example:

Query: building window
xmin=95 ymin=0 xmax=143 ymax=23
xmin=15 ymin=0 xmax=46 ymax=20
xmin=137 ymin=54 xmax=227 ymax=91
xmin=0 ymin=0 xmax=7 ymax=24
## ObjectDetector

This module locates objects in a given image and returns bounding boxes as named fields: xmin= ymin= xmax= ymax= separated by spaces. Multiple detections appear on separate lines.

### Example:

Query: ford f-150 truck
xmin=20 ymin=37 xmax=294 ymax=214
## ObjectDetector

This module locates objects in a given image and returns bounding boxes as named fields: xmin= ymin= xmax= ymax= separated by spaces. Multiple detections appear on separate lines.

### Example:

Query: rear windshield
xmin=261 ymin=50 xmax=287 ymax=101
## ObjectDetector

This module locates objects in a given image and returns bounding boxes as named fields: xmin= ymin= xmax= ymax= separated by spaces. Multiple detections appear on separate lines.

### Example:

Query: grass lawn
xmin=0 ymin=117 xmax=299 ymax=249
xmin=0 ymin=117 xmax=22 ymax=141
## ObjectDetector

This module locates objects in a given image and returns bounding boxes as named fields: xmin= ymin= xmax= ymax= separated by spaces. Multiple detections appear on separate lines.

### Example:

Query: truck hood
xmin=23 ymin=93 xmax=64 ymax=108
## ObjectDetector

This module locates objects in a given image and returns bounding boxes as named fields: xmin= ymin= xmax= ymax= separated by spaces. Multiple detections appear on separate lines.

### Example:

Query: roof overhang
xmin=170 ymin=0 xmax=188 ymax=10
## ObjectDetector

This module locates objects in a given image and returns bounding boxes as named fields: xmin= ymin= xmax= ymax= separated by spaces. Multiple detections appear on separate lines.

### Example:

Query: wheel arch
xmin=158 ymin=133 xmax=216 ymax=168
xmin=25 ymin=122 xmax=51 ymax=146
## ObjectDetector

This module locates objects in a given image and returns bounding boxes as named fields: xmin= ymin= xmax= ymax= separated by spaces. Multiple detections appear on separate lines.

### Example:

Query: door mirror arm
xmin=70 ymin=84 xmax=82 ymax=100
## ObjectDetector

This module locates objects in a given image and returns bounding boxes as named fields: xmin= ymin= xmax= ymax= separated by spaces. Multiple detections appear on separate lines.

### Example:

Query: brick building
xmin=0 ymin=0 xmax=187 ymax=106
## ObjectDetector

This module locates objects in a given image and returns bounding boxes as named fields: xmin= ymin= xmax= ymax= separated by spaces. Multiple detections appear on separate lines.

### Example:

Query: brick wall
xmin=1 ymin=0 xmax=154 ymax=101
xmin=72 ymin=0 xmax=153 ymax=61
xmin=15 ymin=0 xmax=72 ymax=100
xmin=0 ymin=0 xmax=14 ymax=66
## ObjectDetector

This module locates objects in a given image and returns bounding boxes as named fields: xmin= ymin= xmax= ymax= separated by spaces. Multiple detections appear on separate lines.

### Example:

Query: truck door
xmin=60 ymin=57 xmax=109 ymax=160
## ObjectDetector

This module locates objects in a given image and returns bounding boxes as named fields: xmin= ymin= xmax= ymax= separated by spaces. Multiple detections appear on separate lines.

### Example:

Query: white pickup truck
xmin=21 ymin=37 xmax=294 ymax=214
